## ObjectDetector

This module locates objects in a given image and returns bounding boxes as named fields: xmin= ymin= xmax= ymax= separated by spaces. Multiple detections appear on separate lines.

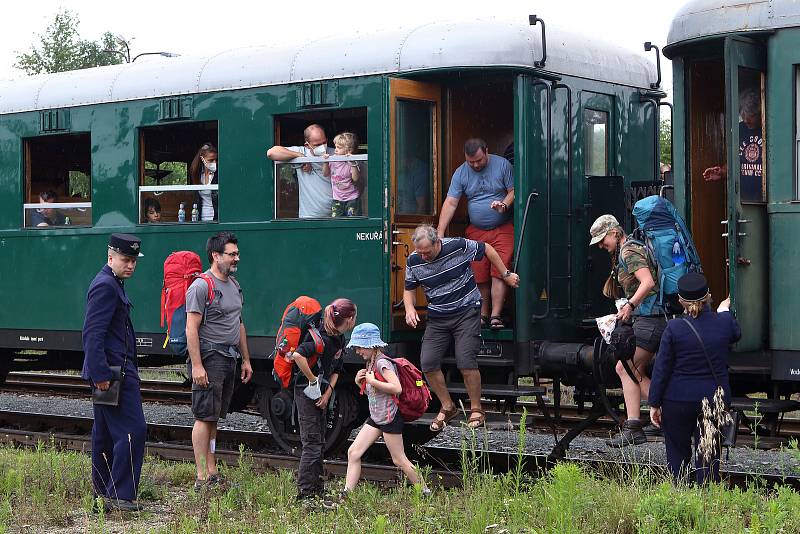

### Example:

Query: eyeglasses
xmin=221 ymin=251 xmax=240 ymax=258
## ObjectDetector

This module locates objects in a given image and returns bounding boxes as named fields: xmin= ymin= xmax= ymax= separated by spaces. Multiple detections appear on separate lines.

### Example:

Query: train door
xmin=388 ymin=79 xmax=442 ymax=330
xmin=724 ymin=37 xmax=768 ymax=351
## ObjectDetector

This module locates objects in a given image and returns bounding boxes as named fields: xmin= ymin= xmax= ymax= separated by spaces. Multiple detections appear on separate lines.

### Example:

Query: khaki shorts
xmin=633 ymin=315 xmax=667 ymax=354
xmin=188 ymin=350 xmax=237 ymax=422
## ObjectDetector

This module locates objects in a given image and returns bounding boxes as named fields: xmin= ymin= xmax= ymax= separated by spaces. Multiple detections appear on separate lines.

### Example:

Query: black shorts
xmin=633 ymin=315 xmax=667 ymax=353
xmin=420 ymin=307 xmax=481 ymax=372
xmin=365 ymin=413 xmax=404 ymax=434
xmin=188 ymin=350 xmax=237 ymax=422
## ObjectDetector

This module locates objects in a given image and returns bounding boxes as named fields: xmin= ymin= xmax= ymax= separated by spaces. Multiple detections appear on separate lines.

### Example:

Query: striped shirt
xmin=405 ymin=237 xmax=485 ymax=317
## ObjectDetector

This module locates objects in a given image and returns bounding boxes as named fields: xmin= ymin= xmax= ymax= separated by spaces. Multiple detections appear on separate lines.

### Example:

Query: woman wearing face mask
xmin=189 ymin=143 xmax=218 ymax=222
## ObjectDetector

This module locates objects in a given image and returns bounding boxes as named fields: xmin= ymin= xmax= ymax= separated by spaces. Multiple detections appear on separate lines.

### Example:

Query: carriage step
xmin=445 ymin=384 xmax=546 ymax=398
xmin=730 ymin=397 xmax=800 ymax=414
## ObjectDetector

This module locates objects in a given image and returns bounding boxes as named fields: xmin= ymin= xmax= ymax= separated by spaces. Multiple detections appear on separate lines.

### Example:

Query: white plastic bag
xmin=596 ymin=314 xmax=617 ymax=344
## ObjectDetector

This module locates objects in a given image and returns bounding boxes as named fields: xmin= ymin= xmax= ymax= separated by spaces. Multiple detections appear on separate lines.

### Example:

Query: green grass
xmin=0 ymin=440 xmax=797 ymax=533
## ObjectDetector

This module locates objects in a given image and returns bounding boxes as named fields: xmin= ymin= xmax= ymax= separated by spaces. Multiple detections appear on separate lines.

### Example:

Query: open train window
xmin=138 ymin=121 xmax=218 ymax=224
xmin=583 ymin=109 xmax=608 ymax=176
xmin=270 ymin=108 xmax=368 ymax=219
xmin=23 ymin=133 xmax=92 ymax=228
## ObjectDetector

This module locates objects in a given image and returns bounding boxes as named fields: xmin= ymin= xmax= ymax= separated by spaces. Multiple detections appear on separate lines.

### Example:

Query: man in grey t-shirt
xmin=266 ymin=123 xmax=334 ymax=218
xmin=186 ymin=231 xmax=253 ymax=490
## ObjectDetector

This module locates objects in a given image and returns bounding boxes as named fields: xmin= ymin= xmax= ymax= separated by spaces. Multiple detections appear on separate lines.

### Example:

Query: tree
xmin=15 ymin=9 xmax=125 ymax=75
xmin=659 ymin=117 xmax=672 ymax=166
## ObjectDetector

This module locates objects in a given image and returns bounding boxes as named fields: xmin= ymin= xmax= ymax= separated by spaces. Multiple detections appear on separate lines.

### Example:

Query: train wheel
xmin=258 ymin=385 xmax=359 ymax=455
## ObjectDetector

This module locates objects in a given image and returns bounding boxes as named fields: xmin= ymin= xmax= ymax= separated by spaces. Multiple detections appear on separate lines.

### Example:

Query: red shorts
xmin=465 ymin=222 xmax=514 ymax=284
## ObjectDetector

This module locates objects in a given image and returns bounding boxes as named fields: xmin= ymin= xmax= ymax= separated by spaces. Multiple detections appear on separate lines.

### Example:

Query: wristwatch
xmin=502 ymin=270 xmax=512 ymax=279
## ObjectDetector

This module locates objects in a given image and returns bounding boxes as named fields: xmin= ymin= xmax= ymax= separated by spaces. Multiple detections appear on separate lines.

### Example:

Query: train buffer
xmin=730 ymin=396 xmax=800 ymax=438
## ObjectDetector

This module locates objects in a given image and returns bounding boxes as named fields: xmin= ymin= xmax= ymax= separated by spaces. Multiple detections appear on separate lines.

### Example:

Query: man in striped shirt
xmin=403 ymin=225 xmax=520 ymax=430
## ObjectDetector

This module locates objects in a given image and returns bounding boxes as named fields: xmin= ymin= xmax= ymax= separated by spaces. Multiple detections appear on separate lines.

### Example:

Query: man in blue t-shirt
xmin=437 ymin=138 xmax=515 ymax=329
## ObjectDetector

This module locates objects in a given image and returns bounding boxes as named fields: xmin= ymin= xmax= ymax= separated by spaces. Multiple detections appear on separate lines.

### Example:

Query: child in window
xmin=143 ymin=197 xmax=162 ymax=223
xmin=343 ymin=323 xmax=429 ymax=497
xmin=323 ymin=132 xmax=362 ymax=217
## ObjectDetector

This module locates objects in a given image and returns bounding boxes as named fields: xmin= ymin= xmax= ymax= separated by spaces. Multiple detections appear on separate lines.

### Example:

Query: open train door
xmin=388 ymin=79 xmax=442 ymax=330
xmin=724 ymin=36 xmax=768 ymax=352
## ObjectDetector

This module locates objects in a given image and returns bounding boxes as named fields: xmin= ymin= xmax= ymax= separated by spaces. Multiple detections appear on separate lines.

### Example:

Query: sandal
xmin=489 ymin=316 xmax=505 ymax=329
xmin=480 ymin=315 xmax=490 ymax=328
xmin=429 ymin=405 xmax=458 ymax=432
xmin=466 ymin=409 xmax=486 ymax=429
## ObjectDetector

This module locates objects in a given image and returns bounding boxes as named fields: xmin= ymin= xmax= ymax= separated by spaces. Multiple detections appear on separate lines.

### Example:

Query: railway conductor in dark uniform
xmin=81 ymin=234 xmax=147 ymax=512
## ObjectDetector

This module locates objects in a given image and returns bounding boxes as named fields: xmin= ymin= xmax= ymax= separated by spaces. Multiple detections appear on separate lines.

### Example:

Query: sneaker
xmin=642 ymin=423 xmax=663 ymax=438
xmin=606 ymin=419 xmax=647 ymax=448
xmin=207 ymin=473 xmax=229 ymax=489
xmin=193 ymin=478 xmax=207 ymax=491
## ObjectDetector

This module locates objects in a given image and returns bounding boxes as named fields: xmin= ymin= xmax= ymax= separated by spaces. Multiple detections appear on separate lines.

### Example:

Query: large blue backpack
xmin=626 ymin=195 xmax=703 ymax=315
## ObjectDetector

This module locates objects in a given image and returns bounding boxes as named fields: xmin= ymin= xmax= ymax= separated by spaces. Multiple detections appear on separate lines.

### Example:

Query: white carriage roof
xmin=0 ymin=17 xmax=657 ymax=115
xmin=666 ymin=0 xmax=800 ymax=54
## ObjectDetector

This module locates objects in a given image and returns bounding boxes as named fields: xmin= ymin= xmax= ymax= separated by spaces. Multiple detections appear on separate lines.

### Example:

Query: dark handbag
xmin=681 ymin=317 xmax=738 ymax=447
xmin=91 ymin=366 xmax=123 ymax=406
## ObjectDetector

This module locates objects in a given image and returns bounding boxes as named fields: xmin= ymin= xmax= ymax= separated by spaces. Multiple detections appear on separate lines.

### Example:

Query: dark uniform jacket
xmin=81 ymin=265 xmax=139 ymax=383
xmin=649 ymin=308 xmax=741 ymax=407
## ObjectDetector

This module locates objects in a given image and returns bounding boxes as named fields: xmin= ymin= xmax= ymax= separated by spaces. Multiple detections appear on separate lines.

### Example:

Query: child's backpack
xmin=272 ymin=296 xmax=325 ymax=389
xmin=364 ymin=357 xmax=432 ymax=422
xmin=628 ymin=195 xmax=703 ymax=315
xmin=160 ymin=251 xmax=215 ymax=356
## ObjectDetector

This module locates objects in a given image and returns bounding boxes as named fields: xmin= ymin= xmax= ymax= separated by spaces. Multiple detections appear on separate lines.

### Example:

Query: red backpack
xmin=160 ymin=251 xmax=215 ymax=356
xmin=272 ymin=296 xmax=325 ymax=388
xmin=361 ymin=357 xmax=431 ymax=422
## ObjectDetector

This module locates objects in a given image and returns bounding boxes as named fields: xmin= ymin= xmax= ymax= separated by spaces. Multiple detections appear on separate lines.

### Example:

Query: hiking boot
xmin=193 ymin=478 xmax=207 ymax=492
xmin=104 ymin=498 xmax=143 ymax=512
xmin=207 ymin=473 xmax=229 ymax=489
xmin=642 ymin=423 xmax=663 ymax=438
xmin=606 ymin=419 xmax=647 ymax=448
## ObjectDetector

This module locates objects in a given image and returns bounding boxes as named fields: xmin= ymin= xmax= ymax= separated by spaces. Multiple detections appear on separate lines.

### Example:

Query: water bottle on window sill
xmin=178 ymin=203 xmax=186 ymax=223
xmin=191 ymin=203 xmax=199 ymax=222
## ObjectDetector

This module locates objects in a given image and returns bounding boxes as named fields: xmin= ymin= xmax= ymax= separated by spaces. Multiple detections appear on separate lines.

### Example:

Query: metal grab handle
xmin=529 ymin=15 xmax=547 ymax=67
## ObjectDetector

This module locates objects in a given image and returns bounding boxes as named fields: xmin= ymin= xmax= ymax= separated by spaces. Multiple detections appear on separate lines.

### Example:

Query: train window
xmin=23 ymin=133 xmax=92 ymax=228
xmin=138 ymin=121 xmax=218 ymax=224
xmin=797 ymin=67 xmax=800 ymax=199
xmin=271 ymin=109 xmax=368 ymax=219
xmin=584 ymin=109 xmax=608 ymax=176
xmin=396 ymin=100 xmax=434 ymax=216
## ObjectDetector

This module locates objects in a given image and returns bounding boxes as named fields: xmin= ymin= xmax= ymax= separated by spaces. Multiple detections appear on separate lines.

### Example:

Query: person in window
xmin=397 ymin=154 xmax=430 ymax=215
xmin=323 ymin=132 xmax=362 ymax=217
xmin=142 ymin=197 xmax=162 ymax=223
xmin=30 ymin=190 xmax=66 ymax=227
xmin=702 ymin=88 xmax=763 ymax=202
xmin=267 ymin=124 xmax=334 ymax=218
xmin=436 ymin=138 xmax=515 ymax=329
xmin=189 ymin=143 xmax=218 ymax=221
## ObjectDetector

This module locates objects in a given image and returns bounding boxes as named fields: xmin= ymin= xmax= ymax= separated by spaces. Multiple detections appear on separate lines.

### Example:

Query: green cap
xmin=589 ymin=214 xmax=621 ymax=246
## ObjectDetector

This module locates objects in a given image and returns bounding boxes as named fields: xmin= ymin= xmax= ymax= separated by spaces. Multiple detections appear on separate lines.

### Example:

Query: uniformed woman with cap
xmin=589 ymin=214 xmax=667 ymax=447
xmin=648 ymin=273 xmax=740 ymax=484
xmin=81 ymin=233 xmax=147 ymax=512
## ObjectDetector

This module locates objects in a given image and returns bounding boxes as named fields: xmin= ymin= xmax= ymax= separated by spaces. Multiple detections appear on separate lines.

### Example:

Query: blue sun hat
xmin=347 ymin=322 xmax=387 ymax=348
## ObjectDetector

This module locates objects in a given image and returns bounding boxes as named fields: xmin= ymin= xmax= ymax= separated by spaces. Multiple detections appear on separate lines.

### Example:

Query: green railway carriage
xmin=0 ymin=16 xmax=663 ymax=450
xmin=665 ymin=0 xmax=800 ymax=396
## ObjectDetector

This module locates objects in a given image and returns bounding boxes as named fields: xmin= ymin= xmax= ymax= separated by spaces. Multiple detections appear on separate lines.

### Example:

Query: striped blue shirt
xmin=405 ymin=237 xmax=485 ymax=317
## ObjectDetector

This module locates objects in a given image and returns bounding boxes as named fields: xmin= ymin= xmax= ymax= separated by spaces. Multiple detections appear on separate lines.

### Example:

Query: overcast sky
xmin=2 ymin=0 xmax=686 ymax=97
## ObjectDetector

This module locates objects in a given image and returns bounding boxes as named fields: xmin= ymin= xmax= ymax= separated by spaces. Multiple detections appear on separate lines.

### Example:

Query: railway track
xmin=0 ymin=408 xmax=795 ymax=491
xmin=3 ymin=372 xmax=800 ymax=448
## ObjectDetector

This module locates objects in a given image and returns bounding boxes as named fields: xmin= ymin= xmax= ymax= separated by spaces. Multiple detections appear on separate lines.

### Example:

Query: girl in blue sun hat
xmin=343 ymin=322 xmax=429 ymax=496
